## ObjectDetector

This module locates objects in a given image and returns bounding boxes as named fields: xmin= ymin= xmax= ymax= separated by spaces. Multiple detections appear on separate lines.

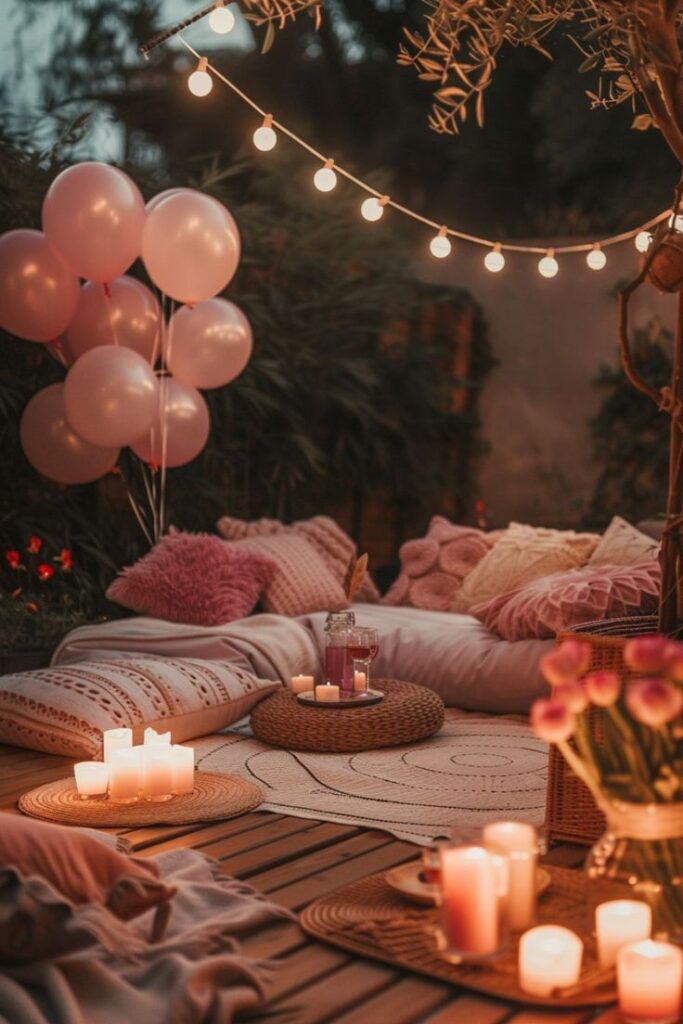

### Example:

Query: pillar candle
xmin=354 ymin=671 xmax=367 ymax=692
xmin=483 ymin=820 xmax=537 ymax=931
xmin=74 ymin=761 xmax=109 ymax=798
xmin=290 ymin=675 xmax=314 ymax=694
xmin=439 ymin=845 xmax=501 ymax=956
xmin=171 ymin=744 xmax=195 ymax=795
xmin=518 ymin=925 xmax=583 ymax=997
xmin=315 ymin=683 xmax=340 ymax=702
xmin=142 ymin=746 xmax=174 ymax=801
xmin=618 ymin=940 xmax=682 ymax=1024
xmin=596 ymin=900 xmax=652 ymax=969
xmin=144 ymin=727 xmax=171 ymax=747
xmin=103 ymin=727 xmax=132 ymax=763
xmin=108 ymin=748 xmax=141 ymax=803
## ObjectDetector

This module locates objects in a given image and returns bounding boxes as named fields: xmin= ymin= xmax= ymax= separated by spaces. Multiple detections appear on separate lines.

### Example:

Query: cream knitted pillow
xmin=451 ymin=522 xmax=600 ymax=614
xmin=589 ymin=516 xmax=660 ymax=567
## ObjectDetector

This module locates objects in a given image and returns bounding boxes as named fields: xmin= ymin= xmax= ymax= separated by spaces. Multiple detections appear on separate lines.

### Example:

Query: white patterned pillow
xmin=0 ymin=657 xmax=279 ymax=758
xmin=589 ymin=516 xmax=660 ymax=567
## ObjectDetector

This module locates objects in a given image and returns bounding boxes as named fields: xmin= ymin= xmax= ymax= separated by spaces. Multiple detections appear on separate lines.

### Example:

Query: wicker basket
xmin=545 ymin=615 xmax=658 ymax=846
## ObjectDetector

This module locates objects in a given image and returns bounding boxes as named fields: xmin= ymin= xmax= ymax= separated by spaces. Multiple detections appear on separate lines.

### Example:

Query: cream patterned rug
xmin=193 ymin=710 xmax=548 ymax=845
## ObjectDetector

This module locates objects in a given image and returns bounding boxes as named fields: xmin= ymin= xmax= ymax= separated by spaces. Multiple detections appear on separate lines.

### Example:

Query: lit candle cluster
xmin=73 ymin=727 xmax=195 ymax=803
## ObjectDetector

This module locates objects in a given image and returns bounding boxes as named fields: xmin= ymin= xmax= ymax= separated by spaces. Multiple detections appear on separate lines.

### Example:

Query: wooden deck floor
xmin=0 ymin=744 xmax=620 ymax=1024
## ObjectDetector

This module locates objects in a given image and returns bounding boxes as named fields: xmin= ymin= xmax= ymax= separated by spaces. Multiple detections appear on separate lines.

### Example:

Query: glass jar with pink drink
xmin=324 ymin=610 xmax=355 ymax=694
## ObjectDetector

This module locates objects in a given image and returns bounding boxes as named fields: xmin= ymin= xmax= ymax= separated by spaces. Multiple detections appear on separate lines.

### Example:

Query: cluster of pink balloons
xmin=0 ymin=161 xmax=253 ymax=485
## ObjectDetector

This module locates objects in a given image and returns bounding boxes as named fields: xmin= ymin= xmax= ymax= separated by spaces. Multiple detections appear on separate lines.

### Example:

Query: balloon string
xmin=118 ymin=463 xmax=154 ymax=546
xmin=46 ymin=338 xmax=68 ymax=367
xmin=159 ymin=295 xmax=175 ymax=538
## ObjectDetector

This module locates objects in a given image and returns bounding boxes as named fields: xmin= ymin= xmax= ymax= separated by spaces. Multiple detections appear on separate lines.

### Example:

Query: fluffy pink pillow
xmin=381 ymin=516 xmax=498 ymax=610
xmin=472 ymin=561 xmax=660 ymax=641
xmin=107 ymin=530 xmax=275 ymax=625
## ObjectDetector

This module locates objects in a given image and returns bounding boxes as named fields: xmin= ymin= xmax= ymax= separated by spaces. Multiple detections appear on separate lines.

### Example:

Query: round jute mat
xmin=18 ymin=771 xmax=263 ymax=827
xmin=250 ymin=678 xmax=445 ymax=752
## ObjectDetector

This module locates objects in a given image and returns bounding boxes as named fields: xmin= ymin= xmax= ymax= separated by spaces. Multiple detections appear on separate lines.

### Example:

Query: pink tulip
xmin=665 ymin=641 xmax=683 ymax=682
xmin=584 ymin=670 xmax=621 ymax=707
xmin=623 ymin=636 xmax=670 ymax=674
xmin=625 ymin=678 xmax=683 ymax=727
xmin=540 ymin=640 xmax=591 ymax=685
xmin=552 ymin=679 xmax=589 ymax=714
xmin=531 ymin=698 xmax=575 ymax=743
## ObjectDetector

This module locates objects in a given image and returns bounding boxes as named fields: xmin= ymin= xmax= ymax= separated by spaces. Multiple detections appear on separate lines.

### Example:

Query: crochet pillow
xmin=381 ymin=516 xmax=500 ymax=611
xmin=472 ymin=561 xmax=660 ymax=641
xmin=225 ymin=533 xmax=349 ymax=617
xmin=106 ymin=530 xmax=275 ymax=626
xmin=451 ymin=522 xmax=600 ymax=614
xmin=216 ymin=514 xmax=380 ymax=602
xmin=589 ymin=515 xmax=660 ymax=567
xmin=0 ymin=656 xmax=280 ymax=757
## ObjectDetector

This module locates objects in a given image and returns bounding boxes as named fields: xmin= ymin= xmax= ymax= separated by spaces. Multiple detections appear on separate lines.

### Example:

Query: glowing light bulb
xmin=484 ymin=246 xmax=505 ymax=273
xmin=586 ymin=246 xmax=606 ymax=270
xmin=635 ymin=231 xmax=652 ymax=253
xmin=538 ymin=252 xmax=559 ymax=278
xmin=188 ymin=57 xmax=212 ymax=97
xmin=209 ymin=3 xmax=235 ymax=33
xmin=253 ymin=115 xmax=277 ymax=152
xmin=669 ymin=212 xmax=683 ymax=232
xmin=429 ymin=228 xmax=452 ymax=259
xmin=314 ymin=162 xmax=337 ymax=192
xmin=361 ymin=197 xmax=385 ymax=222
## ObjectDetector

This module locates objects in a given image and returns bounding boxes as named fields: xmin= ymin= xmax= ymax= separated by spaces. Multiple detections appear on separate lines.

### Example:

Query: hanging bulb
xmin=314 ymin=159 xmax=337 ymax=192
xmin=253 ymin=114 xmax=277 ymax=152
xmin=484 ymin=244 xmax=505 ymax=273
xmin=188 ymin=57 xmax=212 ymax=97
xmin=586 ymin=244 xmax=606 ymax=270
xmin=538 ymin=250 xmax=559 ymax=278
xmin=429 ymin=227 xmax=452 ymax=259
xmin=635 ymin=230 xmax=652 ymax=253
xmin=208 ymin=1 xmax=235 ymax=33
xmin=669 ymin=211 xmax=683 ymax=232
xmin=361 ymin=195 xmax=388 ymax=222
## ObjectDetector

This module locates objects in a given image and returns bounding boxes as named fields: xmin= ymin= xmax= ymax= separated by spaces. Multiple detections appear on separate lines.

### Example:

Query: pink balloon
xmin=64 ymin=345 xmax=159 ymax=447
xmin=42 ymin=162 xmax=145 ymax=283
xmin=141 ymin=192 xmax=241 ymax=304
xmin=166 ymin=298 xmax=252 ymax=389
xmin=66 ymin=276 xmax=160 ymax=362
xmin=130 ymin=377 xmax=210 ymax=467
xmin=145 ymin=188 xmax=189 ymax=213
xmin=0 ymin=230 xmax=79 ymax=342
xmin=20 ymin=383 xmax=119 ymax=484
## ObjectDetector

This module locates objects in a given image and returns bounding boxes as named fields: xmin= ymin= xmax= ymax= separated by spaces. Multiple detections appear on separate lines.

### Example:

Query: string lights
xmin=208 ymin=1 xmax=235 ymax=34
xmin=168 ymin=26 xmax=677 ymax=276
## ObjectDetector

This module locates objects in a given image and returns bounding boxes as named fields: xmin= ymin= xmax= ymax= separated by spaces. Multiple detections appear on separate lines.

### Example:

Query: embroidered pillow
xmin=106 ymin=530 xmax=275 ymax=626
xmin=0 ymin=657 xmax=280 ymax=757
xmin=472 ymin=561 xmax=661 ymax=641
xmin=589 ymin=515 xmax=660 ymax=567
xmin=451 ymin=522 xmax=600 ymax=614
xmin=225 ymin=533 xmax=349 ymax=617
xmin=381 ymin=516 xmax=499 ymax=611
xmin=217 ymin=514 xmax=380 ymax=602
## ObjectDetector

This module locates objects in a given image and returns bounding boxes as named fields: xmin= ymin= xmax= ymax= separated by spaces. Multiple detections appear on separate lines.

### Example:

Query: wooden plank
xmin=251 ymin=829 xmax=394 ymax=893
xmin=228 ymin=822 xmax=363 ymax=878
xmin=241 ymin=920 xmax=309 ymax=959
xmin=330 ymin=975 xmax=452 ymax=1024
xmin=134 ymin=813 xmax=305 ymax=858
xmin=505 ymin=1011 xmax=594 ymax=1024
xmin=200 ymin=815 xmax=330 ymax=862
xmin=543 ymin=844 xmax=586 ymax=870
xmin=268 ymin=959 xmax=398 ymax=1024
xmin=418 ymin=994 xmax=511 ymax=1024
xmin=122 ymin=811 xmax=280 ymax=851
xmin=263 ymin=944 xmax=350 ymax=1004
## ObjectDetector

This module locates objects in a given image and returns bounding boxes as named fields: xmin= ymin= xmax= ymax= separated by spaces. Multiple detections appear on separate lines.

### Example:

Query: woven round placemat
xmin=299 ymin=866 xmax=618 ymax=1008
xmin=18 ymin=771 xmax=263 ymax=827
xmin=250 ymin=678 xmax=445 ymax=752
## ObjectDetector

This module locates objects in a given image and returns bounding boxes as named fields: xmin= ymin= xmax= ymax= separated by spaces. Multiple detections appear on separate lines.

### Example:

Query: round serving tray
xmin=297 ymin=689 xmax=384 ymax=709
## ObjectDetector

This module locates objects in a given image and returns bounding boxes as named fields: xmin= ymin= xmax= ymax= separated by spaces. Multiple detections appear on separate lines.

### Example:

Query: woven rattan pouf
xmin=249 ymin=678 xmax=445 ymax=753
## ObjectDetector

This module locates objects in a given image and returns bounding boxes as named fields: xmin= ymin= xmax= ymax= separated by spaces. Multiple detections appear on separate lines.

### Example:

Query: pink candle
xmin=142 ymin=746 xmax=174 ymax=801
xmin=108 ymin=748 xmax=141 ymax=803
xmin=439 ymin=845 xmax=501 ymax=956
xmin=618 ymin=940 xmax=682 ymax=1023
xmin=74 ymin=761 xmax=109 ymax=798
xmin=290 ymin=675 xmax=314 ymax=694
xmin=171 ymin=744 xmax=195 ymax=795
xmin=354 ymin=670 xmax=367 ymax=692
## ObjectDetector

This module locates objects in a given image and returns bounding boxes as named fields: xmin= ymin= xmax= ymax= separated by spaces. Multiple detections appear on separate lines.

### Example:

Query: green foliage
xmin=587 ymin=320 xmax=671 ymax=528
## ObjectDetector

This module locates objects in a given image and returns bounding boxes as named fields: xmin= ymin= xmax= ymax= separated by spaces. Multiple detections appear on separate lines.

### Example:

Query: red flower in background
xmin=5 ymin=550 xmax=21 ymax=570
xmin=27 ymin=536 xmax=42 ymax=554
xmin=25 ymin=602 xmax=38 ymax=614
xmin=59 ymin=548 xmax=73 ymax=570
xmin=37 ymin=563 xmax=54 ymax=581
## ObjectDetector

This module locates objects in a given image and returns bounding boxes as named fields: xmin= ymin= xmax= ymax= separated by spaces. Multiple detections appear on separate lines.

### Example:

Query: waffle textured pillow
xmin=589 ymin=515 xmax=660 ymax=567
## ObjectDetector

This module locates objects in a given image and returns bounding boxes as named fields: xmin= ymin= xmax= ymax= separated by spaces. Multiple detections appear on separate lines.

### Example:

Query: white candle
xmin=618 ymin=940 xmax=682 ymax=1023
xmin=483 ymin=820 xmax=537 ymax=931
xmin=315 ymin=683 xmax=340 ymax=702
xmin=103 ymin=727 xmax=132 ymax=763
xmin=108 ymin=748 xmax=141 ymax=803
xmin=354 ymin=670 xmax=367 ymax=692
xmin=171 ymin=744 xmax=195 ymax=795
xmin=142 ymin=745 xmax=174 ymax=801
xmin=74 ymin=761 xmax=109 ymax=798
xmin=439 ymin=845 xmax=501 ymax=956
xmin=519 ymin=925 xmax=583 ymax=997
xmin=596 ymin=900 xmax=652 ymax=969
xmin=144 ymin=727 xmax=171 ymax=747
xmin=290 ymin=675 xmax=315 ymax=694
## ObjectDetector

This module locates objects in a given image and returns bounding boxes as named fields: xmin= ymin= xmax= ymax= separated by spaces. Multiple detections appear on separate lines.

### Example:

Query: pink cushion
xmin=381 ymin=516 xmax=497 ymax=611
xmin=106 ymin=530 xmax=275 ymax=625
xmin=472 ymin=561 xmax=661 ymax=641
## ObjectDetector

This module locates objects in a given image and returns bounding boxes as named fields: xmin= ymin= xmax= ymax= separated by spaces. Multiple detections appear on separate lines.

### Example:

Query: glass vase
xmin=585 ymin=800 xmax=683 ymax=942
